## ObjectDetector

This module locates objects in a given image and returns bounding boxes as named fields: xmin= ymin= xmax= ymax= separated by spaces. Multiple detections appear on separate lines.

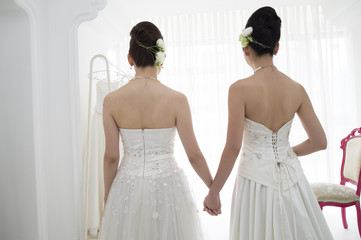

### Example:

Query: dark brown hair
xmin=129 ymin=21 xmax=163 ymax=67
xmin=245 ymin=6 xmax=281 ymax=56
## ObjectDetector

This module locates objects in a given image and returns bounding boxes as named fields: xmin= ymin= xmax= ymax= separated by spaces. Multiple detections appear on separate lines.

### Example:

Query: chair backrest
xmin=340 ymin=128 xmax=361 ymax=195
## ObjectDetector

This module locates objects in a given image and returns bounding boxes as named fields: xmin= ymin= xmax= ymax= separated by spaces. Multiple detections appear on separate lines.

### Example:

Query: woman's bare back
xmin=234 ymin=69 xmax=304 ymax=132
xmin=105 ymin=79 xmax=182 ymax=129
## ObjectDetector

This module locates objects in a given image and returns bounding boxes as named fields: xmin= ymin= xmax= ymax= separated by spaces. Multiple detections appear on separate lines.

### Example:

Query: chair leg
xmin=356 ymin=202 xmax=361 ymax=238
xmin=318 ymin=202 xmax=323 ymax=210
xmin=341 ymin=207 xmax=348 ymax=229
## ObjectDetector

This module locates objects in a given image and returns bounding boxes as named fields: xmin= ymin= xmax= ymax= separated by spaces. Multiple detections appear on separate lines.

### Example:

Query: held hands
xmin=203 ymin=192 xmax=222 ymax=216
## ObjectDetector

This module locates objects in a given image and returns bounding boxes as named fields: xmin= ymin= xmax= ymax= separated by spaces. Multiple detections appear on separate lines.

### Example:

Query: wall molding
xmin=12 ymin=0 xmax=107 ymax=239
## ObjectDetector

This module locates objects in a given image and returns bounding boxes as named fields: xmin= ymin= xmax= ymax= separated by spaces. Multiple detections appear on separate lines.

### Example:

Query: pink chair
xmin=311 ymin=127 xmax=361 ymax=237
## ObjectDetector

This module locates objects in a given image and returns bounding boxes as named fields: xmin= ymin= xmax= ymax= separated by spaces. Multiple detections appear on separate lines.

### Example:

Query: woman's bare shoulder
xmin=278 ymin=71 xmax=303 ymax=87
xmin=231 ymin=76 xmax=254 ymax=88
xmin=229 ymin=76 xmax=255 ymax=95
xmin=279 ymin=73 xmax=309 ymax=106
xmin=103 ymin=84 xmax=131 ymax=108
xmin=286 ymin=76 xmax=307 ymax=95
xmin=155 ymin=83 xmax=187 ymax=101
xmin=104 ymin=86 xmax=125 ymax=101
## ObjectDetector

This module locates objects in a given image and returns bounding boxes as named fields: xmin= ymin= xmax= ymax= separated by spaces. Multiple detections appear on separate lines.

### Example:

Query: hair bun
xmin=245 ymin=6 xmax=281 ymax=56
xmin=129 ymin=21 xmax=164 ymax=67
xmin=131 ymin=28 xmax=148 ymax=42
xmin=265 ymin=11 xmax=281 ymax=30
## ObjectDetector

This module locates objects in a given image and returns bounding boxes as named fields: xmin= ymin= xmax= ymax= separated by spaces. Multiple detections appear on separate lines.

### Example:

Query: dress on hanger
xmin=86 ymin=79 xmax=123 ymax=234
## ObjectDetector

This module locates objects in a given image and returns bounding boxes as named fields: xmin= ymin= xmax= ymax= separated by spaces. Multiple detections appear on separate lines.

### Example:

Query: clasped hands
xmin=203 ymin=192 xmax=222 ymax=216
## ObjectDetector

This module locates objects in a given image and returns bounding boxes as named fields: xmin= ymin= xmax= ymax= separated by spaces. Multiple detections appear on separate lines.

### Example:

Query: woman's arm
xmin=292 ymin=86 xmax=327 ymax=156
xmin=204 ymin=84 xmax=245 ymax=212
xmin=176 ymin=93 xmax=213 ymax=188
xmin=208 ymin=84 xmax=245 ymax=196
xmin=102 ymin=95 xmax=120 ymax=204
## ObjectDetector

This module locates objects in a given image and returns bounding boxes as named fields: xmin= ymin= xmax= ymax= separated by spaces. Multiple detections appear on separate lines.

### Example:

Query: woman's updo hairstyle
xmin=129 ymin=21 xmax=163 ymax=67
xmin=245 ymin=7 xmax=281 ymax=56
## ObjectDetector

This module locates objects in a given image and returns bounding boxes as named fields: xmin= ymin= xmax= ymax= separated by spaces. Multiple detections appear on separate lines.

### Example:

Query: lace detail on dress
xmin=118 ymin=127 xmax=178 ymax=177
xmin=238 ymin=118 xmax=303 ymax=191
xmin=272 ymin=132 xmax=280 ymax=161
xmin=99 ymin=127 xmax=204 ymax=240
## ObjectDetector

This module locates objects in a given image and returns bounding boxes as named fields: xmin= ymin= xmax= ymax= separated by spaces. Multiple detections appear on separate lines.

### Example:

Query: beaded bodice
xmin=242 ymin=118 xmax=295 ymax=162
xmin=238 ymin=118 xmax=304 ymax=191
xmin=118 ymin=127 xmax=178 ymax=177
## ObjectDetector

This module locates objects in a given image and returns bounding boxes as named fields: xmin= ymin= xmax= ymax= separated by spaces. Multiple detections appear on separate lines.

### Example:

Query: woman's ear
xmin=243 ymin=46 xmax=251 ymax=57
xmin=273 ymin=43 xmax=280 ymax=55
xmin=127 ymin=53 xmax=134 ymax=66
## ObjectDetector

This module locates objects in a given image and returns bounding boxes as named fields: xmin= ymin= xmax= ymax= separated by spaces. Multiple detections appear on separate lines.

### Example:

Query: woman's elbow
xmin=104 ymin=153 xmax=119 ymax=165
xmin=315 ymin=136 xmax=327 ymax=150
xmin=319 ymin=138 xmax=327 ymax=150
xmin=225 ymin=144 xmax=241 ymax=157
xmin=188 ymin=152 xmax=204 ymax=165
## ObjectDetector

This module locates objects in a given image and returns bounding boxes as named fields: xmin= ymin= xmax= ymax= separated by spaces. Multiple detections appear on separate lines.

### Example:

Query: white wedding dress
xmin=98 ymin=127 xmax=204 ymax=240
xmin=230 ymin=118 xmax=333 ymax=240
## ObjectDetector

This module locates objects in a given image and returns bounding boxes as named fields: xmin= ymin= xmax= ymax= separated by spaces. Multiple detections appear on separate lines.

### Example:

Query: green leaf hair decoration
xmin=136 ymin=39 xmax=166 ymax=67
xmin=238 ymin=27 xmax=270 ymax=49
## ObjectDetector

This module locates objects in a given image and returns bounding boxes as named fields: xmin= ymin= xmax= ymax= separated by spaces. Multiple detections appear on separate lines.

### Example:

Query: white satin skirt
xmin=229 ymin=174 xmax=334 ymax=240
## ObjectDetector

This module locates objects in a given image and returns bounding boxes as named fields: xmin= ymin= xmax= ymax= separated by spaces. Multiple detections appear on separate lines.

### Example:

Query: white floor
xmin=88 ymin=206 xmax=360 ymax=240
xmin=323 ymin=206 xmax=359 ymax=240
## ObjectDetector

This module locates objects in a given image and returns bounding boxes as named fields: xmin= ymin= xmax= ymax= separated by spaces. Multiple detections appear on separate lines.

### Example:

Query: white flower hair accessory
xmin=238 ymin=26 xmax=270 ymax=49
xmin=156 ymin=39 xmax=165 ymax=52
xmin=155 ymin=51 xmax=166 ymax=67
xmin=136 ymin=38 xmax=166 ymax=67
xmin=155 ymin=39 xmax=166 ymax=67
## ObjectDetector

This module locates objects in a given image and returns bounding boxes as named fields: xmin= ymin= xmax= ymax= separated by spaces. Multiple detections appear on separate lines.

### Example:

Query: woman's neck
xmin=134 ymin=66 xmax=158 ymax=79
xmin=250 ymin=54 xmax=275 ymax=72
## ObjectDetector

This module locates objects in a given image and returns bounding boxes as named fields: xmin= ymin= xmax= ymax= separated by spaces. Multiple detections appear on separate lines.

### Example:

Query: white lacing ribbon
xmin=273 ymin=161 xmax=298 ymax=240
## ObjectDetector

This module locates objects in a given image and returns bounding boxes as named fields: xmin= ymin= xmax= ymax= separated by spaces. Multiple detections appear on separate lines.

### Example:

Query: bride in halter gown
xmin=98 ymin=21 xmax=213 ymax=240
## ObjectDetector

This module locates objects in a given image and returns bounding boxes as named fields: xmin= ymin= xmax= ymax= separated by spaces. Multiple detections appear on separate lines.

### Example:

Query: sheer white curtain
xmin=108 ymin=5 xmax=357 ymax=239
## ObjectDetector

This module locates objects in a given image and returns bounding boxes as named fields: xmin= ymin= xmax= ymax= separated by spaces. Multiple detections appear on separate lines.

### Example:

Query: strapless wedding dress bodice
xmin=99 ymin=127 xmax=204 ymax=240
xmin=118 ymin=127 xmax=178 ymax=177
xmin=238 ymin=118 xmax=303 ymax=191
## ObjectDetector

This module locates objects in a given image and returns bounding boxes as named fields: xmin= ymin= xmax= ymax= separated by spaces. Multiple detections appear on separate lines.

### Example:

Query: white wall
xmin=0 ymin=0 xmax=107 ymax=239
xmin=0 ymin=5 xmax=38 ymax=240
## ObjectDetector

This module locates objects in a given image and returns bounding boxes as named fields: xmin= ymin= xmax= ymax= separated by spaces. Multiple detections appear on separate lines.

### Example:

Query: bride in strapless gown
xmin=98 ymin=21 xmax=214 ymax=240
xmin=203 ymin=7 xmax=333 ymax=240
